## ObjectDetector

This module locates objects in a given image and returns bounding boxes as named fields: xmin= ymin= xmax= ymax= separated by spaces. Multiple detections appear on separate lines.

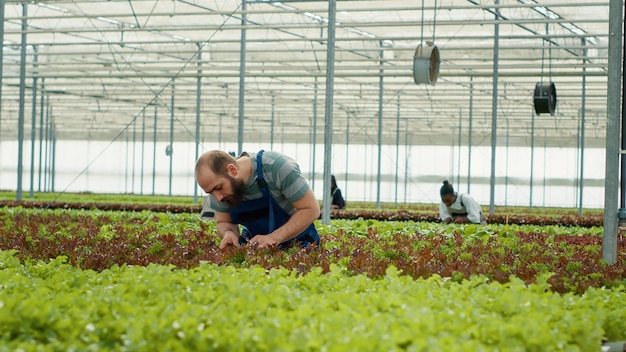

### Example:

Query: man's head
xmin=195 ymin=150 xmax=247 ymax=207
xmin=440 ymin=180 xmax=456 ymax=207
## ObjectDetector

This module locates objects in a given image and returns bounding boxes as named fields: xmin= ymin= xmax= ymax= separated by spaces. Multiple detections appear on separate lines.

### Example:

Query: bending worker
xmin=439 ymin=180 xmax=486 ymax=225
xmin=195 ymin=149 xmax=320 ymax=249
xmin=330 ymin=174 xmax=346 ymax=210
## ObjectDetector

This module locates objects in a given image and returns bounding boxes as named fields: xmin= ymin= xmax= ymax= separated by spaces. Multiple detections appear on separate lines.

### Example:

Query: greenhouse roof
xmin=0 ymin=0 xmax=613 ymax=148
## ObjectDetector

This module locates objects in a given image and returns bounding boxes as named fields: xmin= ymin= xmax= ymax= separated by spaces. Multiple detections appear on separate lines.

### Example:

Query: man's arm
xmin=252 ymin=188 xmax=320 ymax=247
xmin=214 ymin=211 xmax=241 ymax=248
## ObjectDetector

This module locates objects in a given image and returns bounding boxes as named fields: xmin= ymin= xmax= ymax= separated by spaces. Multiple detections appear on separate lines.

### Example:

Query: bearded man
xmin=195 ymin=150 xmax=320 ymax=249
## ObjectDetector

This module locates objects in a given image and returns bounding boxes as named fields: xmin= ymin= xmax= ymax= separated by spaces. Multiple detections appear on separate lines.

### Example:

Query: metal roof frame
xmin=0 ymin=0 xmax=611 ymax=148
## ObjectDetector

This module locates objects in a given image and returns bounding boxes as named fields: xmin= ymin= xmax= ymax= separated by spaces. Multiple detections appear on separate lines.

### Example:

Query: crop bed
xmin=1 ymin=204 xmax=625 ymax=350
xmin=0 ymin=199 xmax=604 ymax=226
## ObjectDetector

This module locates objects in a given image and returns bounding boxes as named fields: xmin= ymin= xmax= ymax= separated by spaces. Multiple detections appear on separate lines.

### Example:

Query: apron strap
xmin=256 ymin=150 xmax=275 ymax=232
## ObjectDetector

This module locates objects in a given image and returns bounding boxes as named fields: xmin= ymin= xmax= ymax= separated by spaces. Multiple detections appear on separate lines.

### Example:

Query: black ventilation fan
xmin=533 ymin=82 xmax=557 ymax=116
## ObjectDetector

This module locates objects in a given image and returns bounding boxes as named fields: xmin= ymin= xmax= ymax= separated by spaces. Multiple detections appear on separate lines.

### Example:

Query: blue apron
xmin=228 ymin=150 xmax=320 ymax=248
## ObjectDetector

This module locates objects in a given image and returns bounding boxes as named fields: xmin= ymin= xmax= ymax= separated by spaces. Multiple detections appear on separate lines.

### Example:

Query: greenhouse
xmin=1 ymin=0 xmax=618 ymax=205
xmin=1 ymin=0 xmax=626 ymax=350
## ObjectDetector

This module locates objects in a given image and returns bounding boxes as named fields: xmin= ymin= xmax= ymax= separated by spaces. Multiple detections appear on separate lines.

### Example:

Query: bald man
xmin=195 ymin=149 xmax=320 ymax=249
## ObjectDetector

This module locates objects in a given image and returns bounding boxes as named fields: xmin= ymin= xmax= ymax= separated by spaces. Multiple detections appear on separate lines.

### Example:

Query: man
xmin=195 ymin=149 xmax=320 ymax=249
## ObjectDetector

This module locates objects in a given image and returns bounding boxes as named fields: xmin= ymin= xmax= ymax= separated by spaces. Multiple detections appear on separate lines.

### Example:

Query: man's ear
xmin=226 ymin=163 xmax=238 ymax=178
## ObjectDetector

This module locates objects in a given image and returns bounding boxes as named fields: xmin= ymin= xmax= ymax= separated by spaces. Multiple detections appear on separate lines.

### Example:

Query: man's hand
xmin=256 ymin=188 xmax=319 ymax=245
xmin=219 ymin=231 xmax=241 ymax=249
xmin=215 ymin=212 xmax=241 ymax=249
xmin=248 ymin=234 xmax=279 ymax=249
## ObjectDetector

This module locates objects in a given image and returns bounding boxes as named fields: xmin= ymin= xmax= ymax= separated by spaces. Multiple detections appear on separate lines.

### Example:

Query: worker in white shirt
xmin=439 ymin=180 xmax=486 ymax=225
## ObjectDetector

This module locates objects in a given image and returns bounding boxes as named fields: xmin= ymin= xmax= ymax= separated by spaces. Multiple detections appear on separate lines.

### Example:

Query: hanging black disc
xmin=533 ymin=82 xmax=557 ymax=115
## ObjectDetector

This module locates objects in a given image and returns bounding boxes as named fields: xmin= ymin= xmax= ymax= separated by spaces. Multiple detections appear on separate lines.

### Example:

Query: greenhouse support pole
xmin=467 ymin=77 xmax=473 ymax=194
xmin=152 ymin=107 xmax=157 ymax=196
xmin=218 ymin=113 xmax=223 ymax=150
xmin=194 ymin=47 xmax=202 ymax=203
xmin=270 ymin=94 xmax=275 ymax=149
xmin=141 ymin=111 xmax=146 ymax=196
xmin=237 ymin=0 xmax=247 ymax=155
xmin=488 ymin=1 xmax=500 ymax=215
xmin=450 ymin=134 xmax=455 ymax=186
xmin=457 ymin=109 xmax=462 ymax=192
xmin=616 ymin=1 xmax=626 ymax=213
xmin=310 ymin=125 xmax=314 ymax=184
xmin=345 ymin=113 xmax=350 ymax=199
xmin=311 ymin=78 xmax=318 ymax=191
xmin=38 ymin=79 xmax=45 ymax=192
xmin=605 ymin=0 xmax=625 ymax=264
xmin=543 ymin=135 xmax=547 ymax=207
xmin=0 ymin=0 xmax=4 ymax=140
xmin=578 ymin=39 xmax=587 ymax=216
xmin=505 ymin=119 xmax=509 ymax=206
xmin=125 ymin=133 xmax=129 ymax=194
xmin=395 ymin=96 xmax=400 ymax=206
xmin=529 ymin=110 xmax=535 ymax=209
xmin=16 ymin=3 xmax=28 ymax=201
xmin=29 ymin=47 xmax=38 ymax=199
xmin=376 ymin=43 xmax=384 ymax=210
xmin=132 ymin=121 xmax=136 ymax=194
xmin=50 ymin=124 xmax=56 ymax=192
xmin=43 ymin=103 xmax=50 ymax=191
xmin=321 ymin=0 xmax=336 ymax=225
xmin=575 ymin=111 xmax=581 ymax=208
xmin=404 ymin=128 xmax=409 ymax=203
xmin=168 ymin=83 xmax=175 ymax=197
xmin=363 ymin=139 xmax=368 ymax=199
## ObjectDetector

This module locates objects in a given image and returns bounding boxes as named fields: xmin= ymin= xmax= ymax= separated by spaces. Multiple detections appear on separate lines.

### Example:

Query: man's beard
xmin=223 ymin=176 xmax=246 ymax=207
